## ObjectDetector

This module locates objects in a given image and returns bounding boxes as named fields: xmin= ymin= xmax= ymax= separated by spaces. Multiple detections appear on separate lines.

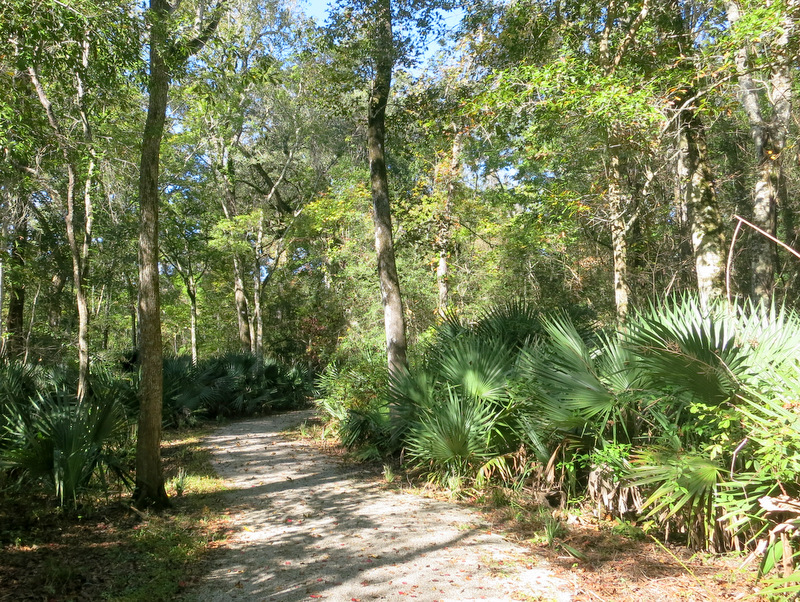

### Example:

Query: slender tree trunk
xmin=0 ymin=249 xmax=4 ymax=358
xmin=124 ymin=272 xmax=137 ymax=350
xmin=220 ymin=154 xmax=252 ymax=352
xmin=727 ymin=0 xmax=794 ymax=304
xmin=368 ymin=0 xmax=407 ymax=377
xmin=675 ymin=93 xmax=726 ymax=310
xmin=596 ymin=0 xmax=651 ymax=323
xmin=133 ymin=0 xmax=170 ymax=508
xmin=6 ymin=216 xmax=27 ymax=360
xmin=608 ymin=152 xmax=632 ymax=322
xmin=66 ymin=156 xmax=94 ymax=399
xmin=187 ymin=275 xmax=198 ymax=365
xmin=48 ymin=271 xmax=66 ymax=328
xmin=252 ymin=259 xmax=263 ymax=356
xmin=436 ymin=128 xmax=462 ymax=317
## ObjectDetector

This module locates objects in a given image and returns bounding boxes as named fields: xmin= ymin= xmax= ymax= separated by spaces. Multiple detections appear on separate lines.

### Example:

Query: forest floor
xmin=188 ymin=410 xmax=763 ymax=602
xmin=0 ymin=410 xmax=767 ymax=601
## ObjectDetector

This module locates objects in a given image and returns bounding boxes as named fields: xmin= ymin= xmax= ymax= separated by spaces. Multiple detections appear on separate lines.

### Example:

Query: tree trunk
xmin=436 ymin=128 xmax=462 ymax=317
xmin=187 ymin=275 xmax=198 ymax=365
xmin=220 ymin=154 xmax=252 ymax=352
xmin=65 ymin=157 xmax=94 ymax=399
xmin=232 ymin=255 xmax=252 ymax=351
xmin=253 ymin=258 xmax=263 ymax=356
xmin=368 ymin=0 xmax=407 ymax=377
xmin=675 ymin=93 xmax=726 ymax=310
xmin=727 ymin=0 xmax=794 ymax=304
xmin=5 ymin=216 xmax=27 ymax=360
xmin=0 ymin=249 xmax=4 ymax=358
xmin=133 ymin=0 xmax=170 ymax=509
xmin=608 ymin=152 xmax=632 ymax=322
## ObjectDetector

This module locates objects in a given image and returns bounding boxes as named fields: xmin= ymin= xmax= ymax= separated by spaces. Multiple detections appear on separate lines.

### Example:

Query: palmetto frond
xmin=625 ymin=297 xmax=745 ymax=405
xmin=628 ymin=446 xmax=724 ymax=550
xmin=405 ymin=386 xmax=501 ymax=474
xmin=2 ymin=391 xmax=130 ymax=506
xmin=521 ymin=313 xmax=634 ymax=443
xmin=435 ymin=337 xmax=514 ymax=402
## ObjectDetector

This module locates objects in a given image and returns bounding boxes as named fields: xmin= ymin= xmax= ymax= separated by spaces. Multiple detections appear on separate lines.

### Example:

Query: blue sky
xmin=299 ymin=0 xmax=463 ymax=27
xmin=300 ymin=0 xmax=332 ymax=23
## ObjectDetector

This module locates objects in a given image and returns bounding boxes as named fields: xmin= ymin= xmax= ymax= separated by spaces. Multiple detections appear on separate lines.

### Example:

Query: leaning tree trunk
xmin=134 ymin=0 xmax=170 ymax=508
xmin=368 ymin=0 xmax=407 ymax=377
xmin=675 ymin=92 xmax=726 ymax=310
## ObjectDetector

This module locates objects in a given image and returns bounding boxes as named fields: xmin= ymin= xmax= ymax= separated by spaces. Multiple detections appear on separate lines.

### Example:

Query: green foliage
xmin=1 ymin=390 xmax=131 ymax=506
xmin=172 ymin=353 xmax=312 ymax=421
xmin=404 ymin=385 xmax=509 ymax=482
xmin=370 ymin=294 xmax=800 ymax=559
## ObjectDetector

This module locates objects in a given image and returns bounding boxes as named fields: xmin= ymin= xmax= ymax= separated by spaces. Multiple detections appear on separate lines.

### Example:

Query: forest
xmin=2 ymin=0 xmax=800 ymax=598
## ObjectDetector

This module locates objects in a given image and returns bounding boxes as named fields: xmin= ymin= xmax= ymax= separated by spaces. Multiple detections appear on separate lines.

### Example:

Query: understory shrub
xmin=315 ymin=348 xmax=389 ymax=453
xmin=330 ymin=295 xmax=800 ymax=574
xmin=171 ymin=353 xmax=313 ymax=420
xmin=1 ymin=388 xmax=132 ymax=506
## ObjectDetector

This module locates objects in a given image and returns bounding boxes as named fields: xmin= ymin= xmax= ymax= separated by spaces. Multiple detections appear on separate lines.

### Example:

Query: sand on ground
xmin=192 ymin=410 xmax=573 ymax=602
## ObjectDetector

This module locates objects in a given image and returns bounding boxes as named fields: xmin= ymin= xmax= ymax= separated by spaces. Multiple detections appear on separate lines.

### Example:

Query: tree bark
xmin=675 ymin=92 xmax=726 ymax=310
xmin=133 ymin=0 xmax=222 ymax=506
xmin=220 ymin=153 xmax=253 ymax=352
xmin=727 ymin=0 xmax=794 ymax=304
xmin=435 ymin=128 xmax=462 ymax=317
xmin=368 ymin=0 xmax=407 ymax=377
xmin=608 ymin=151 xmax=632 ymax=322
xmin=133 ymin=0 xmax=171 ymax=508
xmin=188 ymin=275 xmax=198 ymax=365
xmin=27 ymin=56 xmax=94 ymax=397
xmin=5 ymin=216 xmax=27 ymax=360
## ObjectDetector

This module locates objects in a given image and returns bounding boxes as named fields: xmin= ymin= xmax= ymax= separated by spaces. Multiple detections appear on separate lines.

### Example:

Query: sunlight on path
xmin=191 ymin=410 xmax=572 ymax=602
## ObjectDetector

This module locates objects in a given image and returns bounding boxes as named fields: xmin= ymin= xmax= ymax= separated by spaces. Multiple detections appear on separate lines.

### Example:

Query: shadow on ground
xmin=192 ymin=411 xmax=571 ymax=602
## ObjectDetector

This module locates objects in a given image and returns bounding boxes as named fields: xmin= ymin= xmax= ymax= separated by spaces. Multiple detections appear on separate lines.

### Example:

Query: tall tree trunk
xmin=187 ymin=275 xmax=198 ymax=365
xmin=28 ymin=55 xmax=94 ymax=396
xmin=252 ymin=257 xmax=263 ymax=357
xmin=65 ymin=155 xmax=94 ymax=399
xmin=220 ymin=154 xmax=252 ymax=352
xmin=727 ymin=0 xmax=794 ymax=304
xmin=133 ymin=1 xmax=222 ymax=506
xmin=596 ymin=0 xmax=651 ymax=322
xmin=368 ymin=0 xmax=407 ymax=377
xmin=6 ymin=216 xmax=27 ymax=360
xmin=232 ymin=255 xmax=252 ymax=351
xmin=134 ymin=0 xmax=170 ymax=508
xmin=675 ymin=92 xmax=726 ymax=310
xmin=608 ymin=151 xmax=632 ymax=322
xmin=435 ymin=128 xmax=462 ymax=317
xmin=0 ymin=248 xmax=4 ymax=358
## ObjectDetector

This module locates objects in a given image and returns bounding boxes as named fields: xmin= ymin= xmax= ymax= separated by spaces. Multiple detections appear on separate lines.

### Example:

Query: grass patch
xmin=0 ymin=425 xmax=229 ymax=601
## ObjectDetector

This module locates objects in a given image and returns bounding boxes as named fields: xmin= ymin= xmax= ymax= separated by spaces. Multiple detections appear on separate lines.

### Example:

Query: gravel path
xmin=192 ymin=410 xmax=573 ymax=602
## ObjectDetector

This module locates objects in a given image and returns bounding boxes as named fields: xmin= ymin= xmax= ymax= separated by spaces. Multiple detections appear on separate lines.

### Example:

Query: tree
xmin=134 ymin=0 xmax=223 ymax=508
xmin=1 ymin=0 xmax=139 ymax=393
xmin=727 ymin=0 xmax=797 ymax=303
xmin=326 ymin=0 xmax=453 ymax=375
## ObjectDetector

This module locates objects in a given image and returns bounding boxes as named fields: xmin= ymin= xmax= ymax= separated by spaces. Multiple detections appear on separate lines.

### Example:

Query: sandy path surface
xmin=192 ymin=410 xmax=573 ymax=602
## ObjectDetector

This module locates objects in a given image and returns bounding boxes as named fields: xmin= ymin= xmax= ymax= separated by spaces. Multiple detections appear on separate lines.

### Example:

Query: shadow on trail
xmin=194 ymin=411 xmax=547 ymax=601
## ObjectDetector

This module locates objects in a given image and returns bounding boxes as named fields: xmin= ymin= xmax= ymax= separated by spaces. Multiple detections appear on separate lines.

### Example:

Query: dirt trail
xmin=192 ymin=410 xmax=573 ymax=602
